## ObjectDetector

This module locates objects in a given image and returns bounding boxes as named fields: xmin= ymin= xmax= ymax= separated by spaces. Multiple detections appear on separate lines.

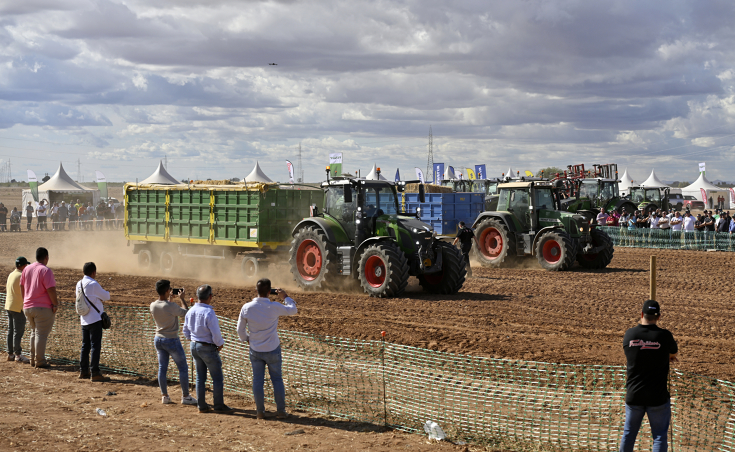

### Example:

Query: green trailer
xmin=124 ymin=182 xmax=323 ymax=277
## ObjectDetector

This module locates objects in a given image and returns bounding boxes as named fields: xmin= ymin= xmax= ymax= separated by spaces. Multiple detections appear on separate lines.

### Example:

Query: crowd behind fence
xmin=0 ymin=293 xmax=733 ymax=451
xmin=600 ymin=225 xmax=735 ymax=252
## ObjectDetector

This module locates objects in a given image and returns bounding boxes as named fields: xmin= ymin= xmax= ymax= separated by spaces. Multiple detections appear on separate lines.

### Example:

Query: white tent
xmin=619 ymin=167 xmax=634 ymax=196
xmin=365 ymin=164 xmax=388 ymax=181
xmin=682 ymin=173 xmax=730 ymax=209
xmin=141 ymin=161 xmax=180 ymax=185
xmin=504 ymin=167 xmax=514 ymax=178
xmin=244 ymin=161 xmax=274 ymax=183
xmin=21 ymin=163 xmax=100 ymax=217
xmin=639 ymin=169 xmax=670 ymax=188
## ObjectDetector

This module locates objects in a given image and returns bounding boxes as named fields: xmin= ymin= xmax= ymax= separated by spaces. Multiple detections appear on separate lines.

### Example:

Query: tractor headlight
xmin=412 ymin=228 xmax=418 ymax=233
xmin=356 ymin=219 xmax=361 ymax=224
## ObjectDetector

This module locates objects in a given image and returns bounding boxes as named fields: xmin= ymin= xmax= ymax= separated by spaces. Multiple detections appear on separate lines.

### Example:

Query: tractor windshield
xmin=534 ymin=188 xmax=555 ymax=210
xmin=630 ymin=188 xmax=645 ymax=203
xmin=362 ymin=183 xmax=399 ymax=216
xmin=601 ymin=181 xmax=618 ymax=199
xmin=645 ymin=189 xmax=661 ymax=202
xmin=325 ymin=185 xmax=358 ymax=224
xmin=579 ymin=181 xmax=598 ymax=199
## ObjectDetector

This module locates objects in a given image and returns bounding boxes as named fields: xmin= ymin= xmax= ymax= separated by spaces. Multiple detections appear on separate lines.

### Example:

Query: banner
xmin=699 ymin=162 xmax=706 ymax=173
xmin=394 ymin=168 xmax=400 ymax=182
xmin=27 ymin=170 xmax=39 ymax=202
xmin=433 ymin=163 xmax=444 ymax=183
xmin=415 ymin=167 xmax=424 ymax=184
xmin=286 ymin=160 xmax=295 ymax=184
xmin=700 ymin=188 xmax=708 ymax=205
xmin=466 ymin=168 xmax=476 ymax=180
xmin=95 ymin=171 xmax=108 ymax=199
xmin=474 ymin=164 xmax=486 ymax=180
xmin=456 ymin=170 xmax=463 ymax=180
xmin=730 ymin=188 xmax=735 ymax=207
xmin=445 ymin=166 xmax=455 ymax=180
xmin=329 ymin=153 xmax=343 ymax=178
xmin=525 ymin=170 xmax=534 ymax=177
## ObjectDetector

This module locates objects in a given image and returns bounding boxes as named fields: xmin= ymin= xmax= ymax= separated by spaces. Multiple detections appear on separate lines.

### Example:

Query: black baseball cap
xmin=642 ymin=299 xmax=660 ymax=316
xmin=16 ymin=256 xmax=29 ymax=266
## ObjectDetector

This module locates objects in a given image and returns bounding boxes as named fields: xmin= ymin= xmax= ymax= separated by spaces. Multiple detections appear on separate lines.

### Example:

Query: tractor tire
xmin=241 ymin=256 xmax=259 ymax=280
xmin=289 ymin=226 xmax=338 ymax=291
xmin=577 ymin=228 xmax=614 ymax=269
xmin=357 ymin=242 xmax=410 ymax=298
xmin=535 ymin=231 xmax=576 ymax=271
xmin=137 ymin=250 xmax=153 ymax=270
xmin=418 ymin=242 xmax=467 ymax=294
xmin=473 ymin=218 xmax=516 ymax=268
xmin=159 ymin=250 xmax=178 ymax=274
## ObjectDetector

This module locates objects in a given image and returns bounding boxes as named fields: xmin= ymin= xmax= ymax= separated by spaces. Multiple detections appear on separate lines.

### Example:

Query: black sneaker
xmin=213 ymin=405 xmax=235 ymax=414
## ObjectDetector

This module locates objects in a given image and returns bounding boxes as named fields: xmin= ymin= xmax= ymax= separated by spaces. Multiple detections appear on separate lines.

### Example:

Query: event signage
xmin=699 ymin=162 xmax=706 ymax=173
xmin=286 ymin=160 xmax=295 ymax=184
xmin=466 ymin=168 xmax=476 ymax=180
xmin=27 ymin=169 xmax=39 ymax=202
xmin=415 ymin=167 xmax=425 ymax=183
xmin=700 ymin=188 xmax=708 ymax=204
xmin=433 ymin=163 xmax=444 ymax=183
xmin=329 ymin=153 xmax=343 ymax=177
xmin=730 ymin=188 xmax=735 ymax=207
xmin=446 ymin=165 xmax=455 ymax=180
xmin=474 ymin=164 xmax=486 ymax=180
xmin=95 ymin=171 xmax=108 ymax=199
xmin=394 ymin=168 xmax=400 ymax=182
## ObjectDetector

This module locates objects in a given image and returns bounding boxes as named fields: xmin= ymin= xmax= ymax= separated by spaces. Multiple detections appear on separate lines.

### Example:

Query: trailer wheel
xmin=289 ymin=226 xmax=338 ymax=291
xmin=160 ymin=251 xmax=177 ymax=274
xmin=473 ymin=218 xmax=515 ymax=267
xmin=357 ymin=241 xmax=409 ymax=298
xmin=535 ymin=231 xmax=576 ymax=271
xmin=577 ymin=228 xmax=614 ymax=269
xmin=241 ymin=256 xmax=259 ymax=279
xmin=138 ymin=250 xmax=153 ymax=270
xmin=418 ymin=242 xmax=467 ymax=294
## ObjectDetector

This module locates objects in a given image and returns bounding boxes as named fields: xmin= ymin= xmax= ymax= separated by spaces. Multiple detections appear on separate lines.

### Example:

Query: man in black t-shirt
xmin=619 ymin=300 xmax=678 ymax=452
xmin=452 ymin=222 xmax=477 ymax=277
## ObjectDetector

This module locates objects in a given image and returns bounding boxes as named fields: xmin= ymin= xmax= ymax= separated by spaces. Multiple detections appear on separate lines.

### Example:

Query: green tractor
xmin=289 ymin=171 xmax=467 ymax=297
xmin=560 ymin=178 xmax=638 ymax=218
xmin=628 ymin=186 xmax=670 ymax=214
xmin=473 ymin=181 xmax=614 ymax=271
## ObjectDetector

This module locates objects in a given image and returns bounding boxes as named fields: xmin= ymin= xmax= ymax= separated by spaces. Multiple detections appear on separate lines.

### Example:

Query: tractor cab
xmin=628 ymin=186 xmax=669 ymax=213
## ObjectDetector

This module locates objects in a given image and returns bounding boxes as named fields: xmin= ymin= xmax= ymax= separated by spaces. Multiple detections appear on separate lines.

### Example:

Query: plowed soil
xmin=1 ymin=228 xmax=733 ymax=382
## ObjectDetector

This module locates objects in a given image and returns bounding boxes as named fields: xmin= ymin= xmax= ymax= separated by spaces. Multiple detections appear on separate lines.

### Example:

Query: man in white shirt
xmin=76 ymin=262 xmax=111 ymax=381
xmin=36 ymin=201 xmax=47 ymax=231
xmin=237 ymin=278 xmax=297 ymax=420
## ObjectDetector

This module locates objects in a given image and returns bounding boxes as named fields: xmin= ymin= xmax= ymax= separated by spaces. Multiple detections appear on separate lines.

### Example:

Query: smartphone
xmin=269 ymin=288 xmax=279 ymax=295
xmin=172 ymin=288 xmax=183 ymax=295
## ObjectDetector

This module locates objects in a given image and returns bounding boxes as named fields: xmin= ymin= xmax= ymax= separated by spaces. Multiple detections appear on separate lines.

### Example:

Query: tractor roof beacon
xmin=289 ymin=167 xmax=467 ymax=298
xmin=472 ymin=180 xmax=614 ymax=271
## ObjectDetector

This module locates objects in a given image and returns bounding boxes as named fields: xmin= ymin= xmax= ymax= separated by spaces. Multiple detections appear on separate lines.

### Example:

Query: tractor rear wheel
xmin=241 ymin=256 xmax=260 ymax=279
xmin=577 ymin=228 xmax=614 ymax=269
xmin=418 ymin=242 xmax=467 ymax=294
xmin=535 ymin=231 xmax=576 ymax=271
xmin=357 ymin=242 xmax=410 ymax=298
xmin=473 ymin=218 xmax=515 ymax=267
xmin=289 ymin=226 xmax=338 ymax=291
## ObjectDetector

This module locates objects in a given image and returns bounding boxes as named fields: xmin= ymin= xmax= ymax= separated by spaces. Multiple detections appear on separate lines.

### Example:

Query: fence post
xmin=380 ymin=330 xmax=387 ymax=429
xmin=650 ymin=256 xmax=656 ymax=301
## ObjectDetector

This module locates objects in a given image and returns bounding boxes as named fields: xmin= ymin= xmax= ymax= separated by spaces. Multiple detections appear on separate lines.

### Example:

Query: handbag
xmin=80 ymin=283 xmax=111 ymax=330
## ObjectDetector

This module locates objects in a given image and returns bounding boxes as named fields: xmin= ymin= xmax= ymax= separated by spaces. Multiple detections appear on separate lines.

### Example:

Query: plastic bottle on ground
xmin=423 ymin=420 xmax=445 ymax=440
xmin=96 ymin=408 xmax=107 ymax=416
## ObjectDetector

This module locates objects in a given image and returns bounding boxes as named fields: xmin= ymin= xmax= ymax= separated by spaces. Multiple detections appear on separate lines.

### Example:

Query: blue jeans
xmin=249 ymin=346 xmax=286 ymax=413
xmin=619 ymin=400 xmax=670 ymax=452
xmin=190 ymin=342 xmax=225 ymax=410
xmin=6 ymin=310 xmax=26 ymax=355
xmin=80 ymin=321 xmax=103 ymax=374
xmin=154 ymin=337 xmax=190 ymax=397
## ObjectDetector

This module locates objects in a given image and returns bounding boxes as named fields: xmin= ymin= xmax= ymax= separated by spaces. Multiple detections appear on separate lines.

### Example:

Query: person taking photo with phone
xmin=237 ymin=278 xmax=297 ymax=419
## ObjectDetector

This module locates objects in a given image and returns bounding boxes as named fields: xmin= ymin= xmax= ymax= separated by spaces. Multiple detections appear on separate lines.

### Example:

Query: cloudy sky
xmin=1 ymin=0 xmax=735 ymax=183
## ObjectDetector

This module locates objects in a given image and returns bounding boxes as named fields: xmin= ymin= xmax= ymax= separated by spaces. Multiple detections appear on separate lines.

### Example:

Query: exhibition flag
xmin=415 ymin=167 xmax=425 ymax=183
xmin=466 ymin=168 xmax=476 ymax=180
xmin=474 ymin=164 xmax=486 ymax=180
xmin=286 ymin=160 xmax=295 ymax=184
xmin=27 ymin=169 xmax=38 ymax=202
xmin=329 ymin=153 xmax=343 ymax=177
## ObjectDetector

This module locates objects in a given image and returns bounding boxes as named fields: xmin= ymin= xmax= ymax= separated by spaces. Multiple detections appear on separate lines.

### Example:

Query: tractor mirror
xmin=419 ymin=184 xmax=426 ymax=203
xmin=344 ymin=185 xmax=353 ymax=203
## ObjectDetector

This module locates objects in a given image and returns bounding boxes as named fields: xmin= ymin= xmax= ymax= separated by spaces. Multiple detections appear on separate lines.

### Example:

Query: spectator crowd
xmin=2 ymin=199 xmax=123 ymax=232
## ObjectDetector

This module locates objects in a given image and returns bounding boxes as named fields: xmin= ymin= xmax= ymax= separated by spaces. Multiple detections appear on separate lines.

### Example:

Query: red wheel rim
xmin=542 ymin=239 xmax=562 ymax=264
xmin=296 ymin=239 xmax=322 ymax=281
xmin=364 ymin=255 xmax=387 ymax=288
xmin=480 ymin=227 xmax=503 ymax=259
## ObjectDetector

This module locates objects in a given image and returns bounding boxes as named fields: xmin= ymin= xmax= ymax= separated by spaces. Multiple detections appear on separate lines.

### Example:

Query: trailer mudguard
xmin=471 ymin=212 xmax=518 ymax=232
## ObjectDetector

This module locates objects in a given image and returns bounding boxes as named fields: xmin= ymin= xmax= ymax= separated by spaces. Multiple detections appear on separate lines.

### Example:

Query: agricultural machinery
xmin=551 ymin=163 xmax=637 ymax=217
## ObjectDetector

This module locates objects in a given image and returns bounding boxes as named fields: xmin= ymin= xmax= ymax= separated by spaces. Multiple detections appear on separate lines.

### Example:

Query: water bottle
xmin=423 ymin=420 xmax=445 ymax=440
xmin=96 ymin=408 xmax=107 ymax=416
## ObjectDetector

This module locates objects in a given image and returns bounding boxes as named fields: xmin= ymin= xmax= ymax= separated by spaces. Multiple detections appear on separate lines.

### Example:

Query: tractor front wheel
xmin=473 ymin=218 xmax=515 ymax=267
xmin=418 ymin=242 xmax=467 ymax=294
xmin=289 ymin=226 xmax=338 ymax=291
xmin=535 ymin=231 xmax=576 ymax=271
xmin=577 ymin=228 xmax=614 ymax=269
xmin=357 ymin=242 xmax=410 ymax=298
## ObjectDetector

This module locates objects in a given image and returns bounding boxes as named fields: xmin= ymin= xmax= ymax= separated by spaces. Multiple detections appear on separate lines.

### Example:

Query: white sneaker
xmin=181 ymin=395 xmax=197 ymax=405
xmin=15 ymin=355 xmax=30 ymax=364
xmin=162 ymin=395 xmax=172 ymax=404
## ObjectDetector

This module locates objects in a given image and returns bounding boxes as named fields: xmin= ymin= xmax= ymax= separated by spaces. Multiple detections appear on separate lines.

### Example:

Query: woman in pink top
xmin=19 ymin=247 xmax=58 ymax=368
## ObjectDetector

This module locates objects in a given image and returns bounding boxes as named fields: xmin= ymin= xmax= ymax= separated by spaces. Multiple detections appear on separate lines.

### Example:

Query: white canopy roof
xmin=504 ymin=167 xmax=514 ymax=178
xmin=244 ymin=161 xmax=273 ymax=183
xmin=38 ymin=162 xmax=89 ymax=192
xmin=619 ymin=168 xmax=634 ymax=190
xmin=682 ymin=172 xmax=720 ymax=191
xmin=365 ymin=164 xmax=388 ymax=180
xmin=141 ymin=161 xmax=180 ymax=185
xmin=640 ymin=169 xmax=670 ymax=188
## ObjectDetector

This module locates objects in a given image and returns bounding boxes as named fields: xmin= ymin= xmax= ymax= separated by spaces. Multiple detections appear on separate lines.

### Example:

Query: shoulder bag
xmin=80 ymin=283 xmax=112 ymax=330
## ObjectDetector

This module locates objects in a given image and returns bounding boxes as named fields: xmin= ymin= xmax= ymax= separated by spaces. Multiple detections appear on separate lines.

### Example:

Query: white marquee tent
xmin=618 ymin=168 xmax=634 ymax=196
xmin=244 ymin=161 xmax=274 ymax=183
xmin=365 ymin=164 xmax=388 ymax=181
xmin=682 ymin=173 xmax=730 ymax=209
xmin=21 ymin=163 xmax=100 ymax=217
xmin=140 ymin=161 xmax=180 ymax=185
xmin=639 ymin=169 xmax=670 ymax=188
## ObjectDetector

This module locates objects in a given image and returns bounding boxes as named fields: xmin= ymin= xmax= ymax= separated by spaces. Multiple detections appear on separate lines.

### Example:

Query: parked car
xmin=683 ymin=195 xmax=705 ymax=210
xmin=666 ymin=193 xmax=684 ymax=210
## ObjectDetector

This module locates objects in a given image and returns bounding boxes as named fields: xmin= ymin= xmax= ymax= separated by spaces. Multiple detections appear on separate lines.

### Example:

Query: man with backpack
xmin=75 ymin=262 xmax=111 ymax=382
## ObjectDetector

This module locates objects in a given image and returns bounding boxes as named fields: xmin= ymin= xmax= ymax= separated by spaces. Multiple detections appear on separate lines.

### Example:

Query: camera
xmin=172 ymin=288 xmax=183 ymax=295
xmin=270 ymin=288 xmax=279 ymax=295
